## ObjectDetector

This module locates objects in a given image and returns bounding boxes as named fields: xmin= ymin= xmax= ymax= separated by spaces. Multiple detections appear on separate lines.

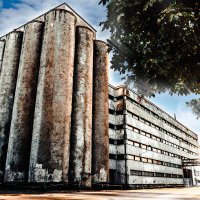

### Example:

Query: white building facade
xmin=109 ymin=85 xmax=199 ymax=187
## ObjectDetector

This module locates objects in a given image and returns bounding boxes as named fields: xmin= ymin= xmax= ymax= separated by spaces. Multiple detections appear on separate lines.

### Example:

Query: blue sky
xmin=0 ymin=0 xmax=200 ymax=139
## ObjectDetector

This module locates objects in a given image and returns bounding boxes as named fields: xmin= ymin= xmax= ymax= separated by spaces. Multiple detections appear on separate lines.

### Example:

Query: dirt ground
xmin=0 ymin=187 xmax=199 ymax=200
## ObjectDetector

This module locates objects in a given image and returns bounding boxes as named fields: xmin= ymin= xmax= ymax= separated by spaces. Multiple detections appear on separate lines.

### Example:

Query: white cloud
xmin=0 ymin=0 xmax=107 ymax=37
xmin=0 ymin=0 xmax=59 ymax=36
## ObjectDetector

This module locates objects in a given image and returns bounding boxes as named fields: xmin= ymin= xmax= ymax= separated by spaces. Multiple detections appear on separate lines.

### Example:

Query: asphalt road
xmin=0 ymin=187 xmax=199 ymax=200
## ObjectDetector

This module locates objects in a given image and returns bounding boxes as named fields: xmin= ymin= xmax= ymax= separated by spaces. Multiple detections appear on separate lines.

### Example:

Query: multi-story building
xmin=0 ymin=3 xmax=109 ymax=188
xmin=0 ymin=2 xmax=199 ymax=189
xmin=109 ymin=85 xmax=199 ymax=187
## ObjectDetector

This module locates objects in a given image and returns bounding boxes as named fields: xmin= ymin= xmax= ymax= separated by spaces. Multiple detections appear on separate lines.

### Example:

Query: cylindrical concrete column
xmin=0 ymin=40 xmax=5 ymax=75
xmin=92 ymin=40 xmax=109 ymax=184
xmin=70 ymin=26 xmax=94 ymax=188
xmin=0 ymin=31 xmax=23 ymax=181
xmin=29 ymin=9 xmax=76 ymax=183
xmin=4 ymin=21 xmax=44 ymax=182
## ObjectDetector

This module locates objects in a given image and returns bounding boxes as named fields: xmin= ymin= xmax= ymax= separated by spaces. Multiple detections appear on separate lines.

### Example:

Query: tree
xmin=99 ymin=0 xmax=200 ymax=117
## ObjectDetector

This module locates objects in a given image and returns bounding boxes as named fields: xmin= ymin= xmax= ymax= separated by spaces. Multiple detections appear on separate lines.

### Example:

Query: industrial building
xmin=0 ymin=3 xmax=109 ymax=188
xmin=109 ymin=85 xmax=199 ymax=187
xmin=0 ymin=3 xmax=199 ymax=189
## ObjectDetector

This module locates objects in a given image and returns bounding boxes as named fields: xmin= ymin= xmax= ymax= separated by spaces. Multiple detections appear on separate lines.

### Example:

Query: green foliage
xmin=186 ymin=99 xmax=200 ymax=119
xmin=100 ymin=0 xmax=200 ymax=98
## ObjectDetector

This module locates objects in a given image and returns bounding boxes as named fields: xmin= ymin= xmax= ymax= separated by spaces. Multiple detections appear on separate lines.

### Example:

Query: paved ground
xmin=0 ymin=187 xmax=199 ymax=200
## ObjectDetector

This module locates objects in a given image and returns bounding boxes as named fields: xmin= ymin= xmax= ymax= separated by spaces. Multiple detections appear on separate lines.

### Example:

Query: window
xmin=163 ymin=151 xmax=167 ymax=155
xmin=117 ymin=140 xmax=124 ymax=145
xmin=168 ymin=163 xmax=172 ymax=167
xmin=109 ymin=154 xmax=116 ymax=159
xmin=155 ymin=173 xmax=164 ymax=177
xmin=143 ymin=171 xmax=154 ymax=177
xmin=165 ymin=174 xmax=171 ymax=178
xmin=133 ymin=114 xmax=139 ymax=120
xmin=127 ymin=155 xmax=134 ymax=160
xmin=157 ymin=161 xmax=163 ymax=165
xmin=130 ymin=170 xmax=142 ymax=176
xmin=152 ymin=135 xmax=156 ymax=140
xmin=156 ymin=137 xmax=161 ymax=142
xmin=140 ymin=118 xmax=145 ymax=123
xmin=141 ymin=131 xmax=146 ymax=136
xmin=141 ymin=144 xmax=147 ymax=149
xmin=172 ymin=174 xmax=177 ymax=178
xmin=146 ymin=133 xmax=151 ymax=138
xmin=164 ymin=162 xmax=168 ymax=166
xmin=134 ymin=142 xmax=140 ymax=147
xmin=152 ymin=148 xmax=157 ymax=153
xmin=148 ymin=159 xmax=153 ymax=163
xmin=157 ymin=149 xmax=161 ymax=154
xmin=117 ymin=154 xmax=125 ymax=160
xmin=145 ymin=121 xmax=150 ymax=126
xmin=134 ymin=156 xmax=140 ymax=161
xmin=153 ymin=160 xmax=158 ymax=164
xmin=147 ymin=146 xmax=152 ymax=151
xmin=141 ymin=158 xmax=148 ymax=163
xmin=134 ymin=128 xmax=139 ymax=133
xmin=127 ymin=140 xmax=133 ymax=145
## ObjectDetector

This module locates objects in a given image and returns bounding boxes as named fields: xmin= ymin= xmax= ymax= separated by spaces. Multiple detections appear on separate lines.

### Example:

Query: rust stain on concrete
xmin=4 ymin=21 xmax=44 ymax=182
xmin=0 ymin=31 xmax=23 ymax=181
xmin=0 ymin=40 xmax=5 ymax=76
xmin=92 ymin=40 xmax=109 ymax=184
xmin=29 ymin=9 xmax=76 ymax=183
xmin=70 ymin=26 xmax=94 ymax=188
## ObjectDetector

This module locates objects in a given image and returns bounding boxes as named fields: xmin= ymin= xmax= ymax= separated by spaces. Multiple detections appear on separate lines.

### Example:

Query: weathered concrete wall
xmin=120 ymin=87 xmax=198 ymax=141
xmin=0 ymin=40 xmax=5 ymax=75
xmin=126 ymin=115 xmax=198 ymax=155
xmin=1 ymin=3 xmax=198 ymax=188
xmin=70 ymin=26 xmax=94 ymax=188
xmin=129 ymin=176 xmax=183 ymax=185
xmin=92 ymin=40 xmax=109 ymax=184
xmin=125 ymin=100 xmax=199 ymax=155
xmin=29 ymin=9 xmax=76 ymax=183
xmin=4 ymin=21 xmax=44 ymax=182
xmin=0 ymin=31 xmax=23 ymax=181
xmin=108 ymin=85 xmax=199 ymax=186
xmin=0 ymin=32 xmax=23 ymax=180
xmin=127 ymin=159 xmax=183 ymax=175
xmin=109 ymin=159 xmax=126 ymax=184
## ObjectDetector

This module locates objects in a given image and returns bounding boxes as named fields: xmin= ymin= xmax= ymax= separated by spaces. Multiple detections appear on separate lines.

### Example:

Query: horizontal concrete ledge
xmin=44 ymin=9 xmax=77 ymax=22
xmin=76 ymin=25 xmax=95 ymax=35
xmin=94 ymin=40 xmax=108 ymax=45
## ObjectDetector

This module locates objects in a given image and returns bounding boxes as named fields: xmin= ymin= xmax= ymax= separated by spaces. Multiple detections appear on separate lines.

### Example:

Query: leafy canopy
xmin=99 ymin=0 xmax=200 ymax=98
